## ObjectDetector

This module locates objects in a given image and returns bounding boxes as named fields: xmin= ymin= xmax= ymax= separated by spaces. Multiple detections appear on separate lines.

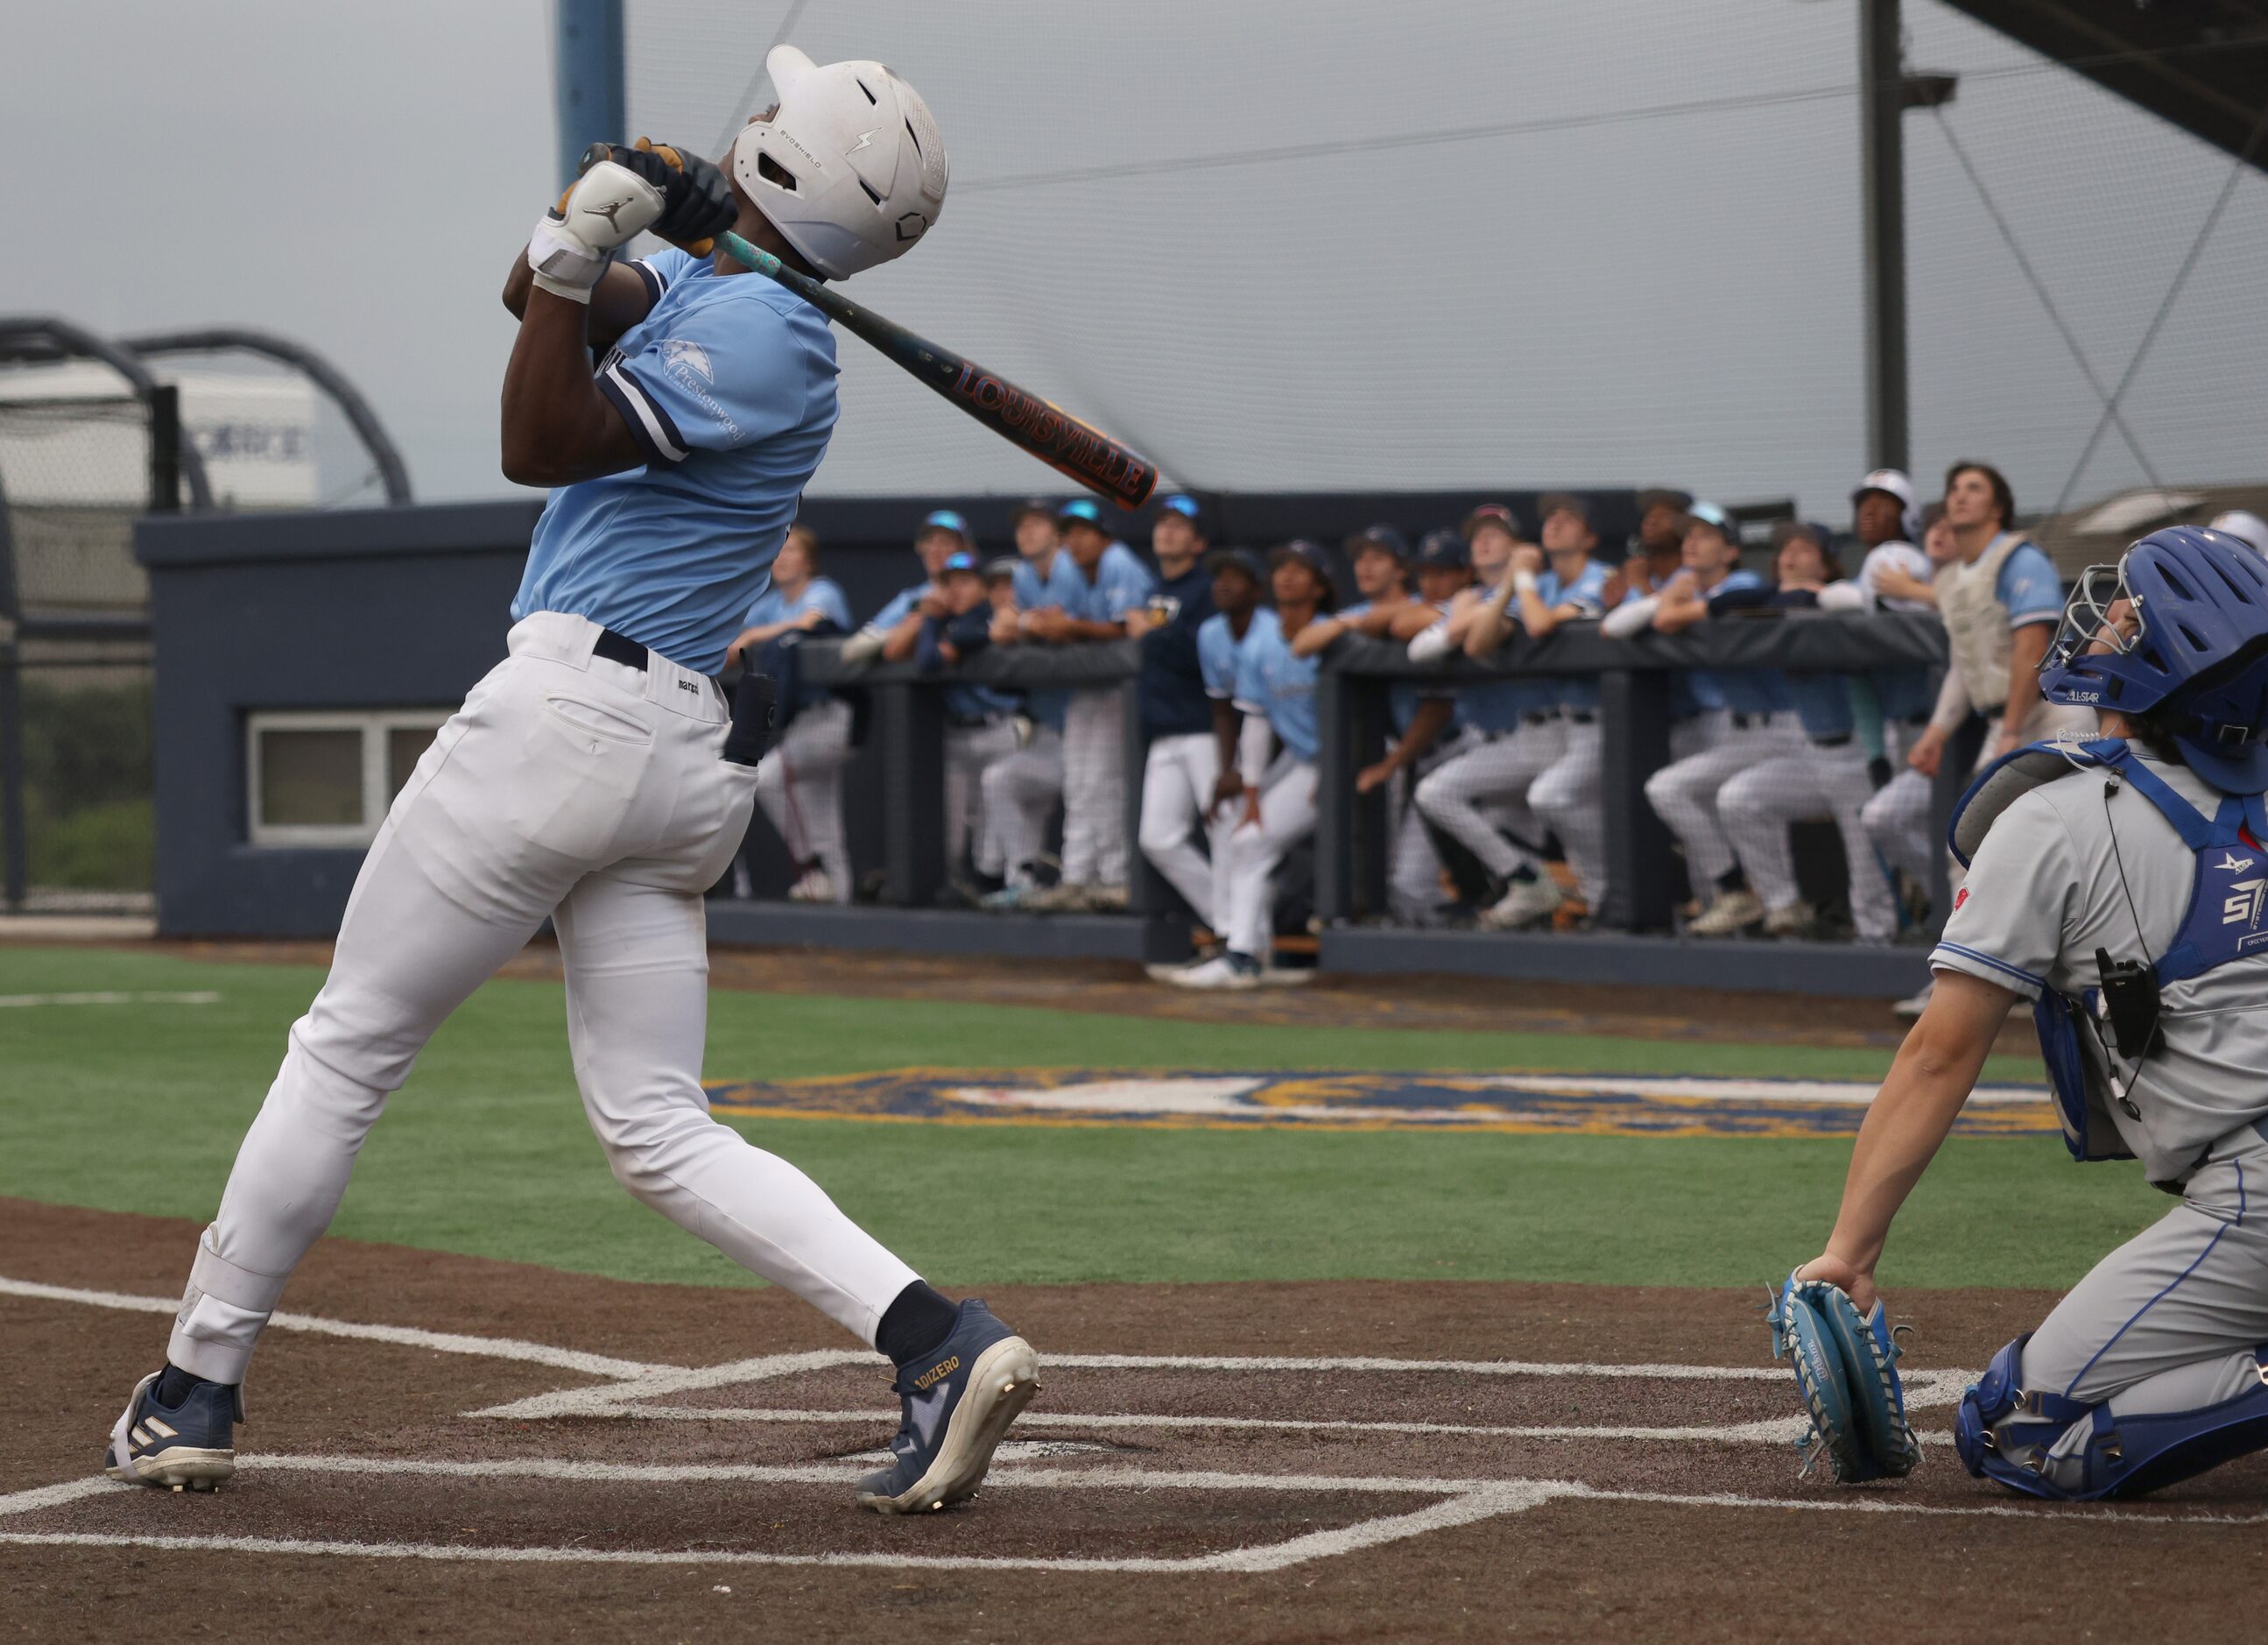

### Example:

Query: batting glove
xmin=526 ymin=159 xmax=666 ymax=301
xmin=608 ymin=138 xmax=739 ymax=255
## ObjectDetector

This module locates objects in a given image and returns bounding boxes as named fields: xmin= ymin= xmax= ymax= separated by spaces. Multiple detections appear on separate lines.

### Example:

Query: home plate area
xmin=12 ymin=1274 xmax=2268 ymax=1586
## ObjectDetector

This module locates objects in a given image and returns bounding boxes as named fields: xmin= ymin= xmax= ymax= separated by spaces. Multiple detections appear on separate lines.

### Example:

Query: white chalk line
xmin=0 ymin=1276 xmax=673 ymax=1381
xmin=0 ymin=991 xmax=220 ymax=1008
xmin=0 ymin=1476 xmax=120 ymax=1519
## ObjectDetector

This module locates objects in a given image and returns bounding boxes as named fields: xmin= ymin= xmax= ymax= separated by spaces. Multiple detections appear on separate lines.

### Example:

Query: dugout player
xmin=1794 ymin=525 xmax=2268 ymax=1501
xmin=1172 ymin=541 xmax=1335 ymax=989
xmin=727 ymin=521 xmax=854 ymax=902
xmin=1130 ymin=494 xmax=1223 ymax=921
xmin=105 ymin=48 xmax=1037 ymax=1517
xmin=1020 ymin=498 xmax=1155 ymax=910
xmin=1513 ymin=494 xmax=1614 ymax=925
xmin=974 ymin=501 xmax=1079 ymax=907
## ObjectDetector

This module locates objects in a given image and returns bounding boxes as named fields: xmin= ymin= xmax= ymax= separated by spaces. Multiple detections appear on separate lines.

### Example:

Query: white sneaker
xmin=787 ymin=869 xmax=836 ymax=904
xmin=1167 ymin=954 xmax=1263 ymax=991
xmin=1686 ymin=888 xmax=1764 ymax=937
xmin=1478 ymin=876 xmax=1564 ymax=930
xmin=1761 ymin=900 xmax=1814 ymax=939
xmin=1145 ymin=947 xmax=1222 ymax=982
xmin=1892 ymin=980 xmax=1934 ymax=1019
xmin=1256 ymin=965 xmax=1314 ymax=988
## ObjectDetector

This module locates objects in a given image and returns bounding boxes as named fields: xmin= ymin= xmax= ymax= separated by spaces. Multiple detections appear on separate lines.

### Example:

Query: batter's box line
xmin=8 ymin=1461 xmax=2267 ymax=1575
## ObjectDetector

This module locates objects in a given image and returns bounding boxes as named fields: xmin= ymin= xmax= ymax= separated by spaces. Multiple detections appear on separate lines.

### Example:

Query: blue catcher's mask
xmin=2040 ymin=525 xmax=2268 ymax=793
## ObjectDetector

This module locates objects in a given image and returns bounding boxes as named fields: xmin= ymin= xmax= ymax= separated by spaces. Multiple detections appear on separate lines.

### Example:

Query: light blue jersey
xmin=1785 ymin=674 xmax=1856 ymax=739
xmin=743 ymin=575 xmax=852 ymax=633
xmin=1997 ymin=540 xmax=2065 ymax=628
xmin=1456 ymin=577 xmax=1554 ymax=734
xmin=866 ymin=582 xmax=927 ymax=635
xmin=1686 ymin=568 xmax=1784 ymax=716
xmin=1337 ymin=601 xmax=1440 ymax=734
xmin=1234 ymin=609 xmax=1320 ymax=763
xmin=1061 ymin=541 xmax=1157 ymax=625
xmin=1196 ymin=610 xmax=1253 ymax=698
xmin=513 ymin=248 xmax=840 ymax=676
xmin=1010 ymin=549 xmax=1082 ymax=732
xmin=1538 ymin=559 xmax=1611 ymax=712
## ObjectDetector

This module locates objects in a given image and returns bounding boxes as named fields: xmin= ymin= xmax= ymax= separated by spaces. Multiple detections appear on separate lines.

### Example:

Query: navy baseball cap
xmin=1011 ymin=497 xmax=1056 ymax=525
xmin=1203 ymin=546 xmax=1266 ymax=583
xmin=920 ymin=508 xmax=971 ymax=540
xmin=1057 ymin=498 xmax=1106 ymax=527
xmin=1635 ymin=487 xmax=1693 ymax=516
xmin=1346 ymin=523 xmax=1411 ymax=561
xmin=983 ymin=555 xmax=1021 ymax=581
xmin=1462 ymin=502 xmax=1523 ymax=540
xmin=941 ymin=550 xmax=980 ymax=575
xmin=1271 ymin=538 xmax=1339 ymax=606
xmin=1416 ymin=528 xmax=1470 ymax=570
xmin=1158 ymin=493 xmax=1203 ymax=526
xmin=1537 ymin=491 xmax=1594 ymax=530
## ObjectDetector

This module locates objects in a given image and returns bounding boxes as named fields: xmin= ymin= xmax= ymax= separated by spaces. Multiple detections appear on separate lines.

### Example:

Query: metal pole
xmin=0 ymin=639 xmax=24 ymax=910
xmin=1860 ymin=0 xmax=1910 ymax=472
xmin=555 ymin=0 xmax=627 ymax=191
xmin=147 ymin=385 xmax=181 ymax=513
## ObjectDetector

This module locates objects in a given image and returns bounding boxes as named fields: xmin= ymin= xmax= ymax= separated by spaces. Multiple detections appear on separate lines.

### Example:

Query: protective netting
xmin=619 ymin=2 xmax=2267 ymax=520
xmin=0 ymin=392 xmax=150 ymax=615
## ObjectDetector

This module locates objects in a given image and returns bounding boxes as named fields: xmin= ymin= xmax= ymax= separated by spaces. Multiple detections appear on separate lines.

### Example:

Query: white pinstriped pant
xmin=1530 ymin=718 xmax=1608 ymax=910
xmin=981 ymin=725 xmax=1064 ymax=886
xmin=946 ymin=717 xmax=1022 ymax=876
xmin=1717 ymin=737 xmax=1898 ymax=941
xmin=1208 ymin=752 xmax=1318 ymax=959
xmin=1642 ymin=710 xmax=1805 ymax=892
xmin=1139 ymin=731 xmax=1220 ymax=923
xmin=751 ymin=699 xmax=852 ymax=900
xmin=1413 ymin=720 xmax=1561 ymax=881
xmin=1061 ymin=686 xmax=1129 ymax=888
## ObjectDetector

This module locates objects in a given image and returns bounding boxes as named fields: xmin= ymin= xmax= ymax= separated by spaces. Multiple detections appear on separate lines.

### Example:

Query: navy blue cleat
xmin=105 ymin=1370 xmax=242 ymax=1493
xmin=856 ymin=1299 xmax=1039 ymax=1514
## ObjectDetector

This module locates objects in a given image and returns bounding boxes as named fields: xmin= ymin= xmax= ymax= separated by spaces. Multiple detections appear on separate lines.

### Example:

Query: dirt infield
xmin=4 ymin=1198 xmax=2253 ymax=1641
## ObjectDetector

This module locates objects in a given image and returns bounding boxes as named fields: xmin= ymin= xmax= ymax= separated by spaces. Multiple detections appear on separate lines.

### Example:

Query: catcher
xmin=1776 ymin=525 xmax=2268 ymax=1500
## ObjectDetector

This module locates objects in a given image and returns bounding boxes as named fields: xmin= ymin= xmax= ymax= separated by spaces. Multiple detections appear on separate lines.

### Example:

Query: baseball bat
xmin=715 ymin=228 xmax=1157 ymax=510
xmin=579 ymin=146 xmax=1157 ymax=508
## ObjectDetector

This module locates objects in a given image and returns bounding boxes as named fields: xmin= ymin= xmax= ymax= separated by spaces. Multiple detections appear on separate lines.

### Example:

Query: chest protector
xmin=1937 ymin=533 xmax=2025 ymax=714
xmin=1950 ymin=738 xmax=2268 ymax=1165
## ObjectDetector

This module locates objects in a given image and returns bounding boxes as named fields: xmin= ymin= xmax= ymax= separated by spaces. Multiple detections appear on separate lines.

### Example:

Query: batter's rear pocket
xmin=544 ymin=695 xmax=654 ymax=747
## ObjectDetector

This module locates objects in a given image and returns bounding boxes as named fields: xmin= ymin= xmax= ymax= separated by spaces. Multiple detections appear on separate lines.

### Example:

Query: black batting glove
xmin=598 ymin=139 xmax=738 ymax=251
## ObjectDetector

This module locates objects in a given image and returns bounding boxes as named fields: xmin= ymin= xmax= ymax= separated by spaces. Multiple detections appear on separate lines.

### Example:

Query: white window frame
xmin=245 ymin=709 xmax=451 ymax=848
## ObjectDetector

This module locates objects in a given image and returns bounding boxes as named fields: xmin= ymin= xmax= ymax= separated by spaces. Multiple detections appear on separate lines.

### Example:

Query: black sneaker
xmin=856 ymin=1299 xmax=1039 ymax=1514
xmin=105 ymin=1369 xmax=241 ymax=1492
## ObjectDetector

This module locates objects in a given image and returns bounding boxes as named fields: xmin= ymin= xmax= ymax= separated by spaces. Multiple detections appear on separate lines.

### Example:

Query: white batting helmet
xmin=2208 ymin=509 xmax=2268 ymax=560
xmin=731 ymin=46 xmax=947 ymax=280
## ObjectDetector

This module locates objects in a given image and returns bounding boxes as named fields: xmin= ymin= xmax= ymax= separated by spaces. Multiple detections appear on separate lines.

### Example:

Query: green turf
xmin=0 ymin=944 xmax=2158 ymax=1294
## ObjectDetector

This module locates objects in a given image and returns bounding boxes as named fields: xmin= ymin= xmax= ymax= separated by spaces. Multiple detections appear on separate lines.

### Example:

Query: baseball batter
xmin=1796 ymin=525 xmax=2268 ymax=1500
xmin=105 ymin=46 xmax=1037 ymax=1517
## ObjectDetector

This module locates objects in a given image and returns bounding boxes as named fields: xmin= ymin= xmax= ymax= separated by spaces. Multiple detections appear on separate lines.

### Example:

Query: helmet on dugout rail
xmin=2040 ymin=525 xmax=2268 ymax=792
xmin=732 ymin=46 xmax=947 ymax=279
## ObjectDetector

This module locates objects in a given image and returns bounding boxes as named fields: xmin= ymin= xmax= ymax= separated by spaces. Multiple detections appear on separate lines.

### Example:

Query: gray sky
xmin=7 ymin=2 xmax=2260 ymax=522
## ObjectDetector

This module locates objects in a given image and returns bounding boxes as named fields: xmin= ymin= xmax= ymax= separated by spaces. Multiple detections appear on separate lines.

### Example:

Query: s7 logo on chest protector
xmin=2223 ymin=877 xmax=2267 ymax=930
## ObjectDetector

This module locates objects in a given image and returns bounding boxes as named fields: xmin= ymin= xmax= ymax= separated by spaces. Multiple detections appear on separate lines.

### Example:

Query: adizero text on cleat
xmin=106 ymin=1369 xmax=242 ymax=1492
xmin=856 ymin=1299 xmax=1039 ymax=1514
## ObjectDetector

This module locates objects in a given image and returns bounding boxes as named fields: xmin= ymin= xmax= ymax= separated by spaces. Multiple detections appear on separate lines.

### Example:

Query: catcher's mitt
xmin=1767 ymin=1270 xmax=1920 ymax=1483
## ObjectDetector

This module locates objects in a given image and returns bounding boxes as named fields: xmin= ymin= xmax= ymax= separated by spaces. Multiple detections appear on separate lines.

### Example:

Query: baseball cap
xmin=1010 ymin=497 xmax=1056 ymax=525
xmin=941 ymin=550 xmax=980 ymax=575
xmin=2208 ymin=510 xmax=2268 ymax=559
xmin=1851 ymin=468 xmax=1922 ymax=539
xmin=1687 ymin=501 xmax=1736 ymax=538
xmin=1203 ymin=546 xmax=1266 ymax=583
xmin=1057 ymin=498 xmax=1106 ymax=528
xmin=1345 ymin=522 xmax=1411 ymax=561
xmin=1771 ymin=519 xmax=1830 ymax=548
xmin=1415 ymin=528 xmax=1470 ymax=571
xmin=1536 ymin=491 xmax=1593 ymax=530
xmin=1635 ymin=487 xmax=1693 ymax=516
xmin=1462 ymin=503 xmax=1524 ymax=540
xmin=919 ymin=508 xmax=971 ymax=541
xmin=1157 ymin=493 xmax=1203 ymax=527
xmin=983 ymin=555 xmax=1022 ymax=581
xmin=1271 ymin=538 xmax=1339 ymax=606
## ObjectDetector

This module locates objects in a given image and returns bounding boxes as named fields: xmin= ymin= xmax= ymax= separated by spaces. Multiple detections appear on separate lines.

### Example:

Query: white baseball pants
xmin=1209 ymin=753 xmax=1319 ymax=960
xmin=1138 ymin=731 xmax=1220 ymax=923
xmin=1530 ymin=719 xmax=1607 ymax=910
xmin=752 ymin=698 xmax=852 ymax=900
xmin=945 ymin=717 xmax=1022 ymax=877
xmin=1642 ymin=710 xmax=1804 ymax=892
xmin=1717 ymin=739 xmax=1898 ymax=942
xmin=1413 ymin=721 xmax=1562 ymax=881
xmin=981 ymin=726 xmax=1064 ymax=886
xmin=1385 ymin=768 xmax=1447 ymax=923
xmin=166 ymin=614 xmax=920 ymax=1386
xmin=1061 ymin=685 xmax=1130 ymax=889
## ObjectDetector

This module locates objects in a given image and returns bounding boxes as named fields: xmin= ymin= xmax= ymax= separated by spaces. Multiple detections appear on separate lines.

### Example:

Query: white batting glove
xmin=526 ymin=161 xmax=666 ymax=302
